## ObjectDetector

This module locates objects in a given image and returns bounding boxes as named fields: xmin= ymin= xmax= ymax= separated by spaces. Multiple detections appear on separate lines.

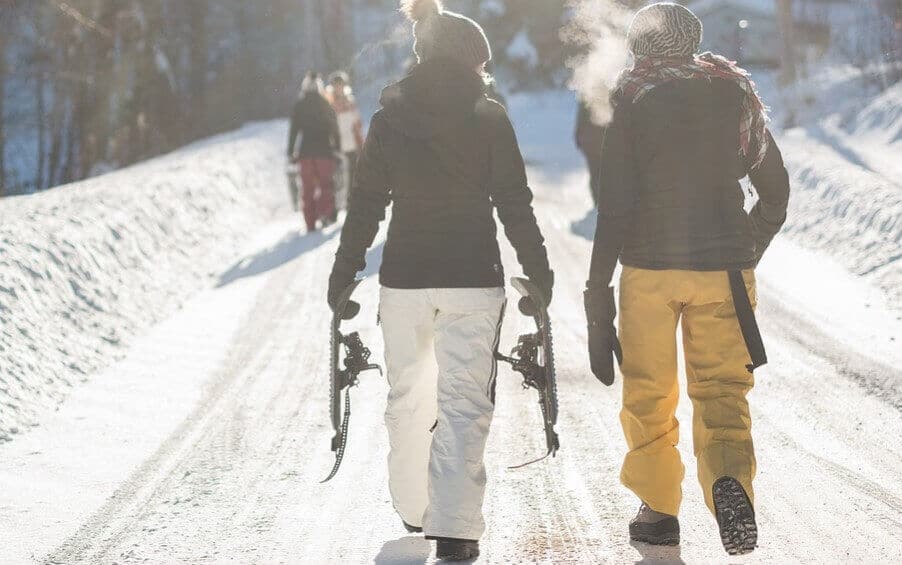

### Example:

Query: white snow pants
xmin=379 ymin=286 xmax=506 ymax=541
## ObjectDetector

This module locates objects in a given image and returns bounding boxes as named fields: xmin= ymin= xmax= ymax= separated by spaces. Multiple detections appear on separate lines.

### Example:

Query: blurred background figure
xmin=575 ymin=97 xmax=607 ymax=207
xmin=326 ymin=71 xmax=365 ymax=211
xmin=288 ymin=71 xmax=341 ymax=232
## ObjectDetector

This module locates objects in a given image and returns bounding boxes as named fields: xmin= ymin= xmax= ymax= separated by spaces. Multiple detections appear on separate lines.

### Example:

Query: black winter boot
xmin=712 ymin=477 xmax=758 ymax=556
xmin=434 ymin=537 xmax=480 ymax=561
xmin=402 ymin=520 xmax=423 ymax=534
xmin=629 ymin=503 xmax=680 ymax=546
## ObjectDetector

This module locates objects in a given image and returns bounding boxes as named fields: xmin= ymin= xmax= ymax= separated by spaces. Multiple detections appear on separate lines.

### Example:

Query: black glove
xmin=327 ymin=264 xmax=360 ymax=320
xmin=519 ymin=270 xmax=554 ymax=317
xmin=584 ymin=283 xmax=622 ymax=386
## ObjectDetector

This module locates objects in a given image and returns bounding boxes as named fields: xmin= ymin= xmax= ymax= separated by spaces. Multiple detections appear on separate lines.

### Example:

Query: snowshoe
xmin=494 ymin=277 xmax=559 ymax=468
xmin=713 ymin=476 xmax=758 ymax=555
xmin=434 ymin=538 xmax=479 ymax=561
xmin=321 ymin=279 xmax=381 ymax=483
xmin=629 ymin=503 xmax=680 ymax=546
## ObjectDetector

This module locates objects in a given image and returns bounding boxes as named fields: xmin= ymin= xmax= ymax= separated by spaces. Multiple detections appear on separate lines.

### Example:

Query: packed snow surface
xmin=0 ymin=123 xmax=285 ymax=442
xmin=0 ymin=88 xmax=900 ymax=563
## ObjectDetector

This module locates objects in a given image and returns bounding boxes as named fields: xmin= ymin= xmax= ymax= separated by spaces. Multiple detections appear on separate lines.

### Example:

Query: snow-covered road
xmin=2 ymin=115 xmax=901 ymax=563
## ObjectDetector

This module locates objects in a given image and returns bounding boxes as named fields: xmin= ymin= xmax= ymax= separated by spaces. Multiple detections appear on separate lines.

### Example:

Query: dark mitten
xmin=327 ymin=265 xmax=360 ymax=321
xmin=584 ymin=284 xmax=623 ymax=386
xmin=519 ymin=270 xmax=554 ymax=317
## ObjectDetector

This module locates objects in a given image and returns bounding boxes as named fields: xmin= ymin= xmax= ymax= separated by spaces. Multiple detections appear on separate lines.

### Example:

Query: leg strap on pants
xmin=728 ymin=270 xmax=767 ymax=372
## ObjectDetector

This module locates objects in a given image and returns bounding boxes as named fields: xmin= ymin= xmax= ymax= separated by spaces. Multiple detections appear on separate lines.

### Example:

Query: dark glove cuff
xmin=584 ymin=283 xmax=616 ymax=325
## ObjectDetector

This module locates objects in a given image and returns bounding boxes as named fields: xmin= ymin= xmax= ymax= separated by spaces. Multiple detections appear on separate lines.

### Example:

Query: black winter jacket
xmin=288 ymin=92 xmax=340 ymax=159
xmin=333 ymin=59 xmax=550 ymax=289
xmin=589 ymin=77 xmax=791 ymax=284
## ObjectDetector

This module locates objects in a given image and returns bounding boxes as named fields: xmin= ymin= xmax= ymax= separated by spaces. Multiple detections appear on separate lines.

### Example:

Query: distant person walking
xmin=326 ymin=71 xmax=365 ymax=210
xmin=288 ymin=71 xmax=340 ymax=231
xmin=584 ymin=3 xmax=790 ymax=556
xmin=575 ymin=98 xmax=607 ymax=207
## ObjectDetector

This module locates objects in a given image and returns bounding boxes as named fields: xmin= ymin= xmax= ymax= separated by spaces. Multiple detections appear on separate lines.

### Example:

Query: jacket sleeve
xmin=287 ymin=102 xmax=301 ymax=156
xmin=487 ymin=105 xmax=550 ymax=280
xmin=333 ymin=112 xmax=392 ymax=275
xmin=747 ymin=129 xmax=790 ymax=263
xmin=588 ymin=101 xmax=636 ymax=287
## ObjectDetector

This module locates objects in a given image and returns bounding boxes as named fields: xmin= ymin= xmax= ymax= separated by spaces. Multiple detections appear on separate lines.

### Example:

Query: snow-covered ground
xmin=0 ymin=86 xmax=901 ymax=563
xmin=0 ymin=123 xmax=287 ymax=442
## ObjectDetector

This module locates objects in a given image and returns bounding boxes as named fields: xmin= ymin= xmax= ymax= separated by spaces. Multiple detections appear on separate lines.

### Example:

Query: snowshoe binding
xmin=321 ymin=279 xmax=381 ymax=483
xmin=713 ymin=476 xmax=758 ymax=555
xmin=494 ymin=277 xmax=560 ymax=468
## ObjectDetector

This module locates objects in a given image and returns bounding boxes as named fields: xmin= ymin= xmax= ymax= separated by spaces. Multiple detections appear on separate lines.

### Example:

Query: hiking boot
xmin=434 ymin=537 xmax=480 ymax=561
xmin=713 ymin=477 xmax=758 ymax=556
xmin=402 ymin=520 xmax=423 ymax=534
xmin=629 ymin=502 xmax=680 ymax=546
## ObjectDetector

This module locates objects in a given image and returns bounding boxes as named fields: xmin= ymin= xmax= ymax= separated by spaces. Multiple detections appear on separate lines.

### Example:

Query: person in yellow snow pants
xmin=583 ymin=3 xmax=790 ymax=556
xmin=618 ymin=267 xmax=756 ymax=518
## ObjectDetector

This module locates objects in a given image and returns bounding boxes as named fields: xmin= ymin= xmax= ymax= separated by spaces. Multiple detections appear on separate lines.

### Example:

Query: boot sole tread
xmin=713 ymin=477 xmax=758 ymax=556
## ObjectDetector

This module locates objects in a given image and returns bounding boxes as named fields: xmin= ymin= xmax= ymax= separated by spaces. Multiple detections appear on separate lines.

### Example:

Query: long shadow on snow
xmin=217 ymin=228 xmax=338 ymax=287
xmin=374 ymin=536 xmax=431 ymax=565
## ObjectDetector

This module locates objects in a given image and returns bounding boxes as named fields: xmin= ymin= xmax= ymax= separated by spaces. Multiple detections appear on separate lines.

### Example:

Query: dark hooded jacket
xmin=589 ymin=77 xmax=791 ymax=284
xmin=288 ymin=91 xmax=340 ymax=159
xmin=332 ymin=59 xmax=550 ymax=289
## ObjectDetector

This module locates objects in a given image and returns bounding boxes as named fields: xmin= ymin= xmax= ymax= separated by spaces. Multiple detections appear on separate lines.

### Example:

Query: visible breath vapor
xmin=563 ymin=0 xmax=634 ymax=124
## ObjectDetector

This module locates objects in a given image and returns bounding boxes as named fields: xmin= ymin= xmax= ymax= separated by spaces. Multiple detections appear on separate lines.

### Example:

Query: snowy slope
xmin=0 ymin=122 xmax=288 ymax=443
xmin=754 ymin=69 xmax=902 ymax=312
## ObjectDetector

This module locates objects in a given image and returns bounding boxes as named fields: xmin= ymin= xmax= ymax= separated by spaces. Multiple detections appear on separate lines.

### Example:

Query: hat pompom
xmin=401 ymin=0 xmax=442 ymax=23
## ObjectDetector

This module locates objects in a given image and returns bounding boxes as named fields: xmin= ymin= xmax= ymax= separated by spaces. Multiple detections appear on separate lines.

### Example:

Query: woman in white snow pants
xmin=327 ymin=1 xmax=552 ymax=559
xmin=380 ymin=287 xmax=505 ymax=540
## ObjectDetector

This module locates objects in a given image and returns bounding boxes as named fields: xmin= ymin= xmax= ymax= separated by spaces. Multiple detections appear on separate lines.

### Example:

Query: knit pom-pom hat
xmin=401 ymin=0 xmax=492 ymax=68
xmin=627 ymin=2 xmax=703 ymax=59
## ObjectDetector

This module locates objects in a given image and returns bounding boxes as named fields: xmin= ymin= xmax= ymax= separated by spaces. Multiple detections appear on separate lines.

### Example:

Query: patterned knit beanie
xmin=628 ymin=2 xmax=703 ymax=59
xmin=401 ymin=0 xmax=492 ymax=68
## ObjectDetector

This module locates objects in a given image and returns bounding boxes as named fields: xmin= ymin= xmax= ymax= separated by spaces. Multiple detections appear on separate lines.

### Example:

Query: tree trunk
xmin=36 ymin=66 xmax=47 ymax=190
xmin=776 ymin=0 xmax=796 ymax=85
xmin=0 ymin=11 xmax=7 ymax=196
xmin=188 ymin=0 xmax=207 ymax=136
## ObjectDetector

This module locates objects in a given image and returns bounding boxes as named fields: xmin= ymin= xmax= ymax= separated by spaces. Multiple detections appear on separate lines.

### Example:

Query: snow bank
xmin=776 ymin=130 xmax=901 ymax=311
xmin=0 ymin=122 xmax=287 ymax=442
xmin=755 ymin=68 xmax=902 ymax=313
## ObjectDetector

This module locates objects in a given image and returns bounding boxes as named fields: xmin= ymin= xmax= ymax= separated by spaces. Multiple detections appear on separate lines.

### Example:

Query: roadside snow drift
xmin=0 ymin=122 xmax=287 ymax=442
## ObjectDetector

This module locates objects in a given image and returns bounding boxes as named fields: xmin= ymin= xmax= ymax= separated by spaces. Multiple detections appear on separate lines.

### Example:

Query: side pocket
xmin=487 ymin=298 xmax=508 ymax=404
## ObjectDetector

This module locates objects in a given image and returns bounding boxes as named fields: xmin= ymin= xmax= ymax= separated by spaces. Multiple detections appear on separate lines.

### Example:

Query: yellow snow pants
xmin=618 ymin=267 xmax=757 ymax=517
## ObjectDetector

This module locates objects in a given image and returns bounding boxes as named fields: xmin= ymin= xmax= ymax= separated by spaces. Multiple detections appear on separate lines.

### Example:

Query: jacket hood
xmin=380 ymin=58 xmax=485 ymax=139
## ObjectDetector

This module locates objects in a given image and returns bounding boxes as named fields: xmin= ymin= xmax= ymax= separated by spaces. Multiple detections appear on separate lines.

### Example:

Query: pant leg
xmin=299 ymin=159 xmax=319 ymax=230
xmin=681 ymin=270 xmax=757 ymax=514
xmin=425 ymin=288 xmax=506 ymax=541
xmin=314 ymin=158 xmax=337 ymax=220
xmin=618 ymin=267 xmax=685 ymax=516
xmin=380 ymin=287 xmax=439 ymax=528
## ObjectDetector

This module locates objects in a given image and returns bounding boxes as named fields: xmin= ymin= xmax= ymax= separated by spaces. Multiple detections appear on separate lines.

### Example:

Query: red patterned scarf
xmin=615 ymin=53 xmax=770 ymax=170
